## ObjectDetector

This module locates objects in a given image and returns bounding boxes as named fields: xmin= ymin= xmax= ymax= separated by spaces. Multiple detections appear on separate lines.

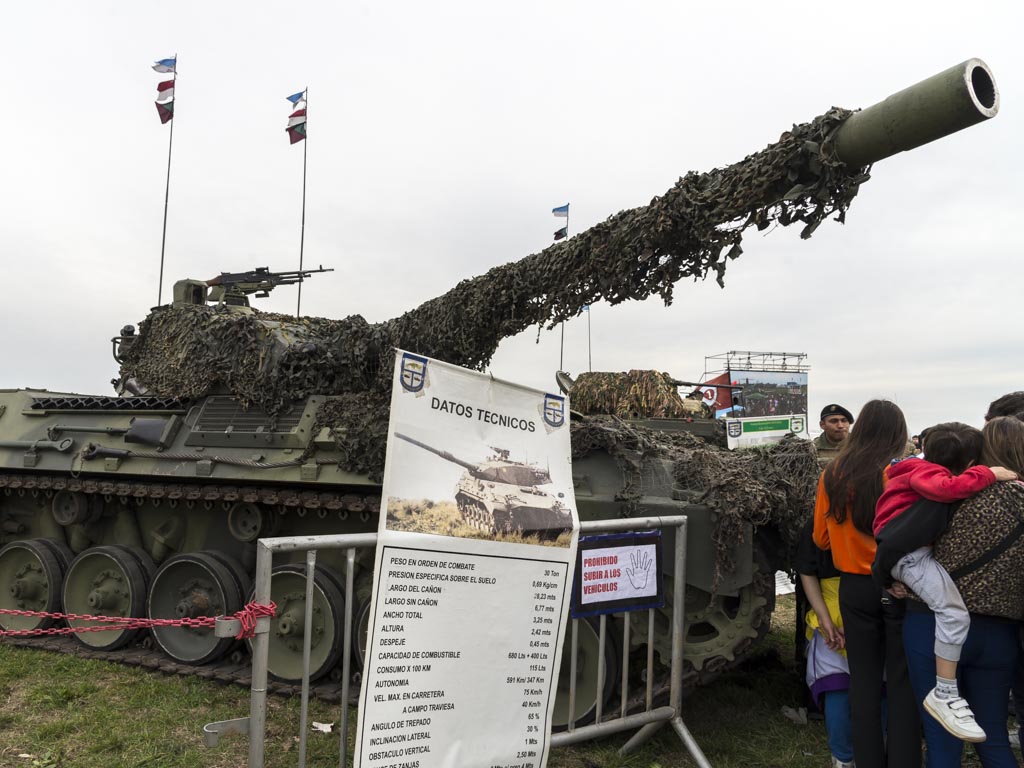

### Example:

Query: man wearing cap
xmin=814 ymin=404 xmax=853 ymax=464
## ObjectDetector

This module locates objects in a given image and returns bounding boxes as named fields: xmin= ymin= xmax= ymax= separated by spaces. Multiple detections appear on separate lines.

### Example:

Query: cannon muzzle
xmin=828 ymin=58 xmax=998 ymax=168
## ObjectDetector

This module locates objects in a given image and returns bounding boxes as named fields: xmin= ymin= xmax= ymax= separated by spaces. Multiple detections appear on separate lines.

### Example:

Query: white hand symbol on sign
xmin=626 ymin=550 xmax=652 ymax=590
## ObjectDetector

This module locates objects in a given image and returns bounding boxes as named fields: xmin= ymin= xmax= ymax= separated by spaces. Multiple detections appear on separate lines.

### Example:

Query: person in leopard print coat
xmin=903 ymin=416 xmax=1024 ymax=768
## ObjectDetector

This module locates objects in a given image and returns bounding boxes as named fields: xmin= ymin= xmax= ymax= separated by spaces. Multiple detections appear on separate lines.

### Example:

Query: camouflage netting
xmin=569 ymin=370 xmax=699 ymax=419
xmin=120 ymin=106 xmax=869 ymax=430
xmin=121 ymin=306 xmax=394 ymax=410
xmin=304 ymin=390 xmax=392 ymax=481
xmin=386 ymin=107 xmax=866 ymax=372
xmin=570 ymin=418 xmax=820 ymax=590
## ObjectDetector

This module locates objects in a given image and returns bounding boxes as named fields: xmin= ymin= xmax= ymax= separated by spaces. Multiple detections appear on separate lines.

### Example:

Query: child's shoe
xmin=923 ymin=688 xmax=986 ymax=743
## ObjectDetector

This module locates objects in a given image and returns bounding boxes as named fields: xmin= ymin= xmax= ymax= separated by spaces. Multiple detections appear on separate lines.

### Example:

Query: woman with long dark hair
xmin=814 ymin=399 xmax=921 ymax=767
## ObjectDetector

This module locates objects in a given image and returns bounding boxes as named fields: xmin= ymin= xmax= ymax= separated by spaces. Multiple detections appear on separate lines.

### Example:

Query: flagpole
xmin=296 ymin=87 xmax=308 ymax=318
xmin=157 ymin=54 xmax=177 ymax=307
xmin=558 ymin=208 xmax=569 ymax=370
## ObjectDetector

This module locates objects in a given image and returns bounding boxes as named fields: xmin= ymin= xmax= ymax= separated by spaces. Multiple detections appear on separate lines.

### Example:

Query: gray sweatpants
xmin=892 ymin=546 xmax=969 ymax=662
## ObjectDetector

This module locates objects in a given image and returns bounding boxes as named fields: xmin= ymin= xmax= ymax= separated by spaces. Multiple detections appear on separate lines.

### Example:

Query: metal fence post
xmin=248 ymin=540 xmax=274 ymax=768
xmin=340 ymin=547 xmax=356 ymax=768
xmin=668 ymin=517 xmax=712 ymax=768
xmin=298 ymin=549 xmax=318 ymax=767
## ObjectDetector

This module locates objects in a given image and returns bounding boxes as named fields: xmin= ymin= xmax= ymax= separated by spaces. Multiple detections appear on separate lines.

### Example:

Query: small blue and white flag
xmin=552 ymin=203 xmax=569 ymax=218
xmin=286 ymin=90 xmax=307 ymax=106
xmin=152 ymin=57 xmax=177 ymax=74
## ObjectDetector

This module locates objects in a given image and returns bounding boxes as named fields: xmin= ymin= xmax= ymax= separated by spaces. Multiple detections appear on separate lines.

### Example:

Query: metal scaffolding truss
xmin=704 ymin=350 xmax=809 ymax=378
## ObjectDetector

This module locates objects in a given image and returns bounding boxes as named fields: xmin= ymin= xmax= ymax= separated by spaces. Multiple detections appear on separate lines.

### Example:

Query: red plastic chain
xmin=0 ymin=601 xmax=276 ymax=640
xmin=231 ymin=601 xmax=277 ymax=639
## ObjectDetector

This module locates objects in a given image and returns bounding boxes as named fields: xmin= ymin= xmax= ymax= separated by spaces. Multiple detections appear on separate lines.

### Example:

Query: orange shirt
xmin=812 ymin=471 xmax=878 ymax=575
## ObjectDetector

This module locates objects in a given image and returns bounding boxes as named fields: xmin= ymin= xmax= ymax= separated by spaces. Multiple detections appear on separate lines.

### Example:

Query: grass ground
xmin=0 ymin=596 xmax=1003 ymax=767
xmin=386 ymin=497 xmax=573 ymax=547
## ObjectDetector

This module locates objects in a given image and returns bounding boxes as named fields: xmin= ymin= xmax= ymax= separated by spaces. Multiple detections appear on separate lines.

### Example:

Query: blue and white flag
xmin=286 ymin=90 xmax=306 ymax=106
xmin=552 ymin=203 xmax=569 ymax=218
xmin=152 ymin=57 xmax=177 ymax=74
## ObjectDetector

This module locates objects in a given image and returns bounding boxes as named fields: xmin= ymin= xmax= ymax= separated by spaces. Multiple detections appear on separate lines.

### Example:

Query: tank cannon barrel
xmin=385 ymin=59 xmax=1000 ymax=373
xmin=828 ymin=59 xmax=998 ymax=169
xmin=393 ymin=432 xmax=477 ymax=472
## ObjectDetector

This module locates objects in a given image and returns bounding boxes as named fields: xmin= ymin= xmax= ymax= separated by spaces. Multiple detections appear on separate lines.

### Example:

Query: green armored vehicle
xmin=0 ymin=59 xmax=1000 ymax=725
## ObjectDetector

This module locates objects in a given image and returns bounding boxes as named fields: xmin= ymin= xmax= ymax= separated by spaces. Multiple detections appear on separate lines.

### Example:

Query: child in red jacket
xmin=874 ymin=422 xmax=1017 ymax=743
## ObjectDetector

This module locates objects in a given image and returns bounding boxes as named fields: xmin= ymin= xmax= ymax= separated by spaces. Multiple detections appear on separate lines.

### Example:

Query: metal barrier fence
xmin=205 ymin=515 xmax=711 ymax=767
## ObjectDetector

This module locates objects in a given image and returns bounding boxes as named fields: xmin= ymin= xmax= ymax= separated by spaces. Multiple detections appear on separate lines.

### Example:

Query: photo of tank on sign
xmin=385 ymin=432 xmax=574 ymax=546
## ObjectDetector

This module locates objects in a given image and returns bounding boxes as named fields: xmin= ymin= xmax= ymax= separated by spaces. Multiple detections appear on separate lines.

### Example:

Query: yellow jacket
xmin=804 ymin=576 xmax=847 ymax=657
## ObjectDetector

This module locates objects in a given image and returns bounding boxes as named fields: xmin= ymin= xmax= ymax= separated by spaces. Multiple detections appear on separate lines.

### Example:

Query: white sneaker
xmin=830 ymin=757 xmax=855 ymax=768
xmin=923 ymin=688 xmax=987 ymax=743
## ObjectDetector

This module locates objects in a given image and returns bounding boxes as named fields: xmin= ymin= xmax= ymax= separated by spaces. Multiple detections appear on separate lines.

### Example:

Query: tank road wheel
xmin=681 ymin=544 xmax=775 ymax=681
xmin=457 ymin=495 xmax=496 ymax=533
xmin=252 ymin=564 xmax=346 ymax=682
xmin=551 ymin=616 xmax=619 ymax=731
xmin=62 ymin=545 xmax=151 ymax=650
xmin=0 ymin=539 xmax=66 ymax=631
xmin=227 ymin=502 xmax=278 ymax=543
xmin=147 ymin=551 xmax=245 ymax=664
xmin=37 ymin=539 xmax=75 ymax=574
xmin=205 ymin=550 xmax=253 ymax=598
xmin=455 ymin=497 xmax=474 ymax=528
xmin=353 ymin=597 xmax=373 ymax=672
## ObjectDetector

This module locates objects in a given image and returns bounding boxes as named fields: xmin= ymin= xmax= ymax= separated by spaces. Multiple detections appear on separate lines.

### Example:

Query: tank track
xmin=455 ymin=493 xmax=498 ymax=533
xmin=0 ymin=471 xmax=748 ymax=709
xmin=0 ymin=471 xmax=381 ymax=514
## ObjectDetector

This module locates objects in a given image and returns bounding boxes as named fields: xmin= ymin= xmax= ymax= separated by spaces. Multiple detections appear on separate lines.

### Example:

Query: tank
xmin=0 ymin=60 xmax=1000 ymax=723
xmin=393 ymin=432 xmax=574 ymax=539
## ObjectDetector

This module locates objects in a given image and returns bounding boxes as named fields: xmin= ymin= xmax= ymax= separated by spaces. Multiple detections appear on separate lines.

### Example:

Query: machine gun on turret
xmin=168 ymin=265 xmax=334 ymax=308
xmin=205 ymin=266 xmax=334 ymax=306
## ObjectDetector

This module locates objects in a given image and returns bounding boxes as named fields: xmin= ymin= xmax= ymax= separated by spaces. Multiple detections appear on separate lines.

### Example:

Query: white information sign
xmin=354 ymin=351 xmax=579 ymax=768
xmin=725 ymin=414 xmax=808 ymax=449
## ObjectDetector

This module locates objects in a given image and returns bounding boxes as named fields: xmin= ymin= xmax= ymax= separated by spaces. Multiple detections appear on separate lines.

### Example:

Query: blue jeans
xmin=1013 ymin=626 xmax=1024 ymax=745
xmin=824 ymin=689 xmax=854 ymax=762
xmin=903 ymin=608 xmax=1019 ymax=768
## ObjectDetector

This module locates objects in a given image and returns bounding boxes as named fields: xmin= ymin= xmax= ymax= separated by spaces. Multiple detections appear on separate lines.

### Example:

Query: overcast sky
xmin=1 ymin=1 xmax=1020 ymax=435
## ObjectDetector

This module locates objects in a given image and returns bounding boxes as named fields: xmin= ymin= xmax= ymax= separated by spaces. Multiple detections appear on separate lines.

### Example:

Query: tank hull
xmin=0 ymin=388 xmax=772 ymax=717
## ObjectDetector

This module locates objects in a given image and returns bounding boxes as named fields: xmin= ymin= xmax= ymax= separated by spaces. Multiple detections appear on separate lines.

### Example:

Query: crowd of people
xmin=798 ymin=392 xmax=1024 ymax=768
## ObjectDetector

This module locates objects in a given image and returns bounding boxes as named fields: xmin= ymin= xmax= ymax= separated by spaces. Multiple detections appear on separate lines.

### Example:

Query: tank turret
xmin=117 ymin=59 xmax=999 ymax=433
xmin=393 ymin=432 xmax=571 ymax=539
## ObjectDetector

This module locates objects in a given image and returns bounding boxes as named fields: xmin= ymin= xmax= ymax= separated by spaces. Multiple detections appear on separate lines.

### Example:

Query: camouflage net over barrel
xmin=569 ymin=370 xmax=704 ymax=419
xmin=571 ymin=418 xmax=819 ymax=590
xmin=120 ymin=105 xmax=868 ymax=432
